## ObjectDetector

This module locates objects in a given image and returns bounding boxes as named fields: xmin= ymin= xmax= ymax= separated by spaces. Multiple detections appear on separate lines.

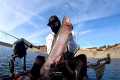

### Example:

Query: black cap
xmin=47 ymin=15 xmax=59 ymax=26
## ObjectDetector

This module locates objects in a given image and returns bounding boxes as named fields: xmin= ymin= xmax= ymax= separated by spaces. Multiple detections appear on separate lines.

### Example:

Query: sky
xmin=0 ymin=0 xmax=120 ymax=48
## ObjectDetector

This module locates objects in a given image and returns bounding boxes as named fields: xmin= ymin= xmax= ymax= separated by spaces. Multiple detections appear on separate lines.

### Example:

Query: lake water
xmin=87 ymin=59 xmax=120 ymax=80
xmin=0 ymin=46 xmax=120 ymax=80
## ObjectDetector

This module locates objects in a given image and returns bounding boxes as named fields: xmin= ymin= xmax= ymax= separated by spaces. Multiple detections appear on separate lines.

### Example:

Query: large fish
xmin=40 ymin=16 xmax=72 ymax=79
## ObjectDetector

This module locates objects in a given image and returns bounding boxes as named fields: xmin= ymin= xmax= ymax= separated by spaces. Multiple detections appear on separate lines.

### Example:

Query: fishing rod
xmin=0 ymin=30 xmax=41 ymax=49
xmin=0 ymin=30 xmax=33 ymax=48
xmin=0 ymin=30 xmax=40 ymax=78
xmin=0 ymin=31 xmax=34 ymax=76
xmin=0 ymin=30 xmax=19 ymax=40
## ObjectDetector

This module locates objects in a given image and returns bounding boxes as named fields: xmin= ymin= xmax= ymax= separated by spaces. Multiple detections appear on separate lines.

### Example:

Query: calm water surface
xmin=0 ymin=46 xmax=120 ymax=80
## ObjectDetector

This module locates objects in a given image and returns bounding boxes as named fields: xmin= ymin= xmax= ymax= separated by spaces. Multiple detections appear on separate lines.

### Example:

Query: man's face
xmin=49 ymin=20 xmax=60 ymax=34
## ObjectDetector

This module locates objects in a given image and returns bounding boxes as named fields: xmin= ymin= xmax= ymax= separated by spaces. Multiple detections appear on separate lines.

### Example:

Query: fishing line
xmin=0 ymin=30 xmax=19 ymax=40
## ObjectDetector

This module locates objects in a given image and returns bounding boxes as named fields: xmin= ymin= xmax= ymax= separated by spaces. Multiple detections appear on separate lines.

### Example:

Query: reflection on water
xmin=0 ymin=52 xmax=38 ymax=76
xmin=0 ymin=46 xmax=38 ymax=77
xmin=87 ymin=59 xmax=120 ymax=80
xmin=0 ymin=47 xmax=120 ymax=80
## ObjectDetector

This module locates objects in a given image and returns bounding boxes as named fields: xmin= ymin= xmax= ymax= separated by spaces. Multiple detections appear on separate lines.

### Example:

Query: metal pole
xmin=23 ymin=55 xmax=26 ymax=72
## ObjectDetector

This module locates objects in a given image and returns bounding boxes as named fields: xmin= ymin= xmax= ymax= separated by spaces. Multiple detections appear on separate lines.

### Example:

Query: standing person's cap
xmin=47 ymin=15 xmax=59 ymax=26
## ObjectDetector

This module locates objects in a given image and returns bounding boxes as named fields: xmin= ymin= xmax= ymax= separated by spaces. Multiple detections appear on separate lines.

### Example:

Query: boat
xmin=0 ymin=30 xmax=111 ymax=80
xmin=0 ymin=40 xmax=111 ymax=80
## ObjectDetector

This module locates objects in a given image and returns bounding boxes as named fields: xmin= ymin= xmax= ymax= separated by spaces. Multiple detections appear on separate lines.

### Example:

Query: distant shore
xmin=0 ymin=41 xmax=120 ymax=58
xmin=75 ymin=45 xmax=120 ymax=58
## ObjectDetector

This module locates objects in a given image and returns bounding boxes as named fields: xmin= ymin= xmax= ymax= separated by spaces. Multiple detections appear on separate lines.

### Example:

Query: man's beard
xmin=51 ymin=26 xmax=60 ymax=34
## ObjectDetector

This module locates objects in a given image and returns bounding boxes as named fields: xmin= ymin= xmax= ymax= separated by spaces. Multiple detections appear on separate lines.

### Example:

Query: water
xmin=0 ymin=46 xmax=120 ymax=80
xmin=0 ymin=46 xmax=38 ymax=76
xmin=87 ymin=59 xmax=120 ymax=80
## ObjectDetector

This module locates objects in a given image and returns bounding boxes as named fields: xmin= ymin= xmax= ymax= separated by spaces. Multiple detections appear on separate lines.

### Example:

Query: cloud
xmin=0 ymin=0 xmax=63 ymax=32
xmin=75 ymin=29 xmax=92 ymax=43
xmin=1 ymin=0 xmax=120 ymax=32
xmin=70 ymin=0 xmax=120 ymax=24
xmin=27 ymin=27 xmax=50 ymax=40
xmin=78 ymin=30 xmax=92 ymax=36
xmin=0 ymin=0 xmax=120 ymax=47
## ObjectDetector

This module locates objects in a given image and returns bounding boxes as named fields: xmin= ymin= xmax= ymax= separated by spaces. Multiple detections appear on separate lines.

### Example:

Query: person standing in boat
xmin=46 ymin=15 xmax=77 ymax=60
xmin=45 ymin=15 xmax=78 ymax=80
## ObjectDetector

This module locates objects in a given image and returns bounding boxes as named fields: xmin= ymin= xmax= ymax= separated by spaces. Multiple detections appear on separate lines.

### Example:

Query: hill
xmin=75 ymin=43 xmax=120 ymax=58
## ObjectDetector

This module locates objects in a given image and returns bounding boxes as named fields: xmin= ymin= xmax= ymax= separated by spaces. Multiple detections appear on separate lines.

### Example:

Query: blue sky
xmin=0 ymin=0 xmax=120 ymax=48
